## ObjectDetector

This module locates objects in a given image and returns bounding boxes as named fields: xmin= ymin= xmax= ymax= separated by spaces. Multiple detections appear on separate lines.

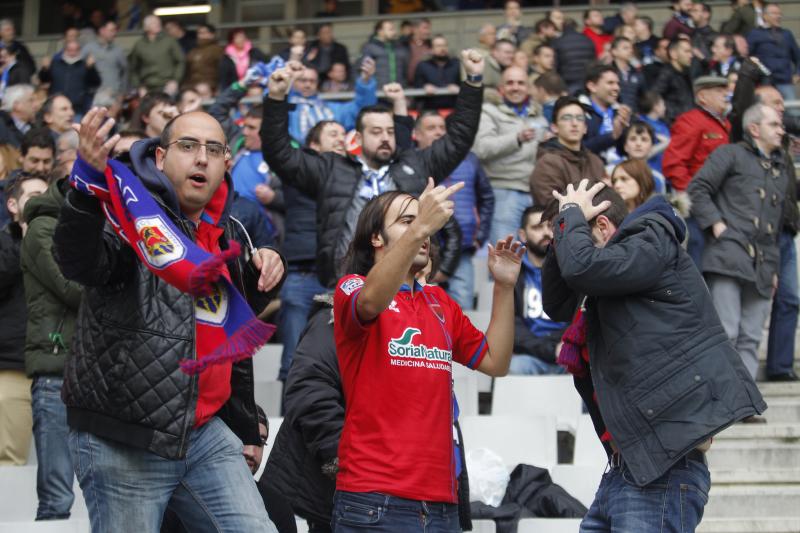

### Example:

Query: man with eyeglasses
xmin=530 ymin=96 xmax=606 ymax=206
xmin=52 ymin=107 xmax=287 ymax=532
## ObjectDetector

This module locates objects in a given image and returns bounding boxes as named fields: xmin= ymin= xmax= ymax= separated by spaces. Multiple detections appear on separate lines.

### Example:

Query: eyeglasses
xmin=165 ymin=139 xmax=230 ymax=160
xmin=557 ymin=113 xmax=587 ymax=123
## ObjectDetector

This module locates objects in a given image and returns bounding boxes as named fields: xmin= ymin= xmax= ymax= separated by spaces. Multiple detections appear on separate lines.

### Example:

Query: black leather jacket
xmin=54 ymin=142 xmax=286 ymax=459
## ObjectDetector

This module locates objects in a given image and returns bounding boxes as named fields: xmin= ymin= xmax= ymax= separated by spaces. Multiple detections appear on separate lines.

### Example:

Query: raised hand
xmin=488 ymin=235 xmax=524 ymax=288
xmin=461 ymin=49 xmax=485 ymax=78
xmin=383 ymin=82 xmax=407 ymax=115
xmin=552 ymin=179 xmax=611 ymax=221
xmin=74 ymin=107 xmax=119 ymax=172
xmin=360 ymin=56 xmax=376 ymax=81
xmin=411 ymin=177 xmax=465 ymax=239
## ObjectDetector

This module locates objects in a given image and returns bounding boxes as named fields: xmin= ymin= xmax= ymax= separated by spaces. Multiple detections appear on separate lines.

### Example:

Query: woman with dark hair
xmin=219 ymin=28 xmax=268 ymax=90
xmin=606 ymin=119 xmax=666 ymax=193
xmin=611 ymin=158 xmax=655 ymax=211
xmin=333 ymin=185 xmax=523 ymax=532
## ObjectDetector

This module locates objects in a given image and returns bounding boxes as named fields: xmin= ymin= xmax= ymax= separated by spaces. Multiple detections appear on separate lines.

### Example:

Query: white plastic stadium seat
xmin=254 ymin=380 xmax=283 ymax=420
xmin=253 ymin=344 xmax=283 ymax=381
xmin=491 ymin=376 xmax=583 ymax=432
xmin=0 ymin=519 xmax=91 ymax=533
xmin=453 ymin=362 xmax=493 ymax=393
xmin=459 ymin=415 xmax=558 ymax=470
xmin=453 ymin=372 xmax=479 ymax=416
xmin=471 ymin=519 xmax=497 ymax=533
xmin=573 ymin=415 xmax=609 ymax=467
xmin=266 ymin=417 xmax=283 ymax=459
xmin=517 ymin=518 xmax=582 ymax=533
xmin=549 ymin=464 xmax=603 ymax=508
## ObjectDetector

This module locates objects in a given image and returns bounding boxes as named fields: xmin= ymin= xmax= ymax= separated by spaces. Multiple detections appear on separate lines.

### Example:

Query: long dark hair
xmin=341 ymin=191 xmax=415 ymax=277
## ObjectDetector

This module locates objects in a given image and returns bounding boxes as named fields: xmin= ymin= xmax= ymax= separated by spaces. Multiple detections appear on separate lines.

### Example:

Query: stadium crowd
xmin=0 ymin=0 xmax=798 ymax=531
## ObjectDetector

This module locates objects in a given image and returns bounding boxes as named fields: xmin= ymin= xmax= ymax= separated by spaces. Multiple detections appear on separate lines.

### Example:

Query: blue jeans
xmin=278 ymin=270 xmax=327 ymax=381
xmin=580 ymin=456 xmax=710 ymax=533
xmin=490 ymin=188 xmax=531 ymax=247
xmin=767 ymin=230 xmax=799 ymax=376
xmin=32 ymin=376 xmax=74 ymax=520
xmin=69 ymin=417 xmax=277 ymax=533
xmin=446 ymin=252 xmax=475 ymax=310
xmin=509 ymin=355 xmax=565 ymax=375
xmin=332 ymin=491 xmax=459 ymax=533
xmin=776 ymin=83 xmax=797 ymax=101
xmin=685 ymin=217 xmax=704 ymax=268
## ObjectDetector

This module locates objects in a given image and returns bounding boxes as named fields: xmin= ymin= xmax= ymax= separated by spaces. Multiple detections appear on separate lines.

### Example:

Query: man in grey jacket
xmin=689 ymin=103 xmax=788 ymax=379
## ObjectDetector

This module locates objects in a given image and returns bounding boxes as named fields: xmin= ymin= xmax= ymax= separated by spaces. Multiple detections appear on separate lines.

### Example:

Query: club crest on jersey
xmin=135 ymin=216 xmax=186 ymax=269
xmin=196 ymin=283 xmax=230 ymax=325
xmin=339 ymin=277 xmax=364 ymax=296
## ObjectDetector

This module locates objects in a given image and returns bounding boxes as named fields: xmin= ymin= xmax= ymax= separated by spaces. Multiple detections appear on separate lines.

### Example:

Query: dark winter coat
xmin=360 ymin=37 xmax=409 ymax=87
xmin=38 ymin=55 xmax=101 ymax=115
xmin=513 ymin=265 xmax=565 ymax=364
xmin=53 ymin=139 xmax=286 ymax=460
xmin=442 ymin=152 xmax=494 ymax=250
xmin=746 ymin=27 xmax=800 ymax=85
xmin=689 ymin=140 xmax=788 ymax=297
xmin=551 ymin=29 xmax=597 ymax=94
xmin=260 ymin=82 xmax=483 ymax=287
xmin=414 ymin=57 xmax=461 ymax=109
xmin=21 ymin=178 xmax=82 ymax=377
xmin=730 ymin=59 xmax=800 ymax=234
xmin=652 ymin=63 xmax=694 ymax=124
xmin=0 ymin=110 xmax=26 ymax=147
xmin=0 ymin=221 xmax=25 ymax=371
xmin=721 ymin=4 xmax=757 ymax=36
xmin=542 ymin=196 xmax=766 ymax=487
xmin=263 ymin=302 xmax=340 ymax=524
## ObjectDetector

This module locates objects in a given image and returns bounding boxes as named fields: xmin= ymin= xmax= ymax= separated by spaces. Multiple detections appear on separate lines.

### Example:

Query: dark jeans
xmin=580 ymin=455 xmax=710 ymax=532
xmin=278 ymin=270 xmax=327 ymax=381
xmin=686 ymin=217 xmax=704 ymax=268
xmin=767 ymin=230 xmax=799 ymax=376
xmin=31 ymin=376 xmax=75 ymax=520
xmin=332 ymin=491 xmax=459 ymax=533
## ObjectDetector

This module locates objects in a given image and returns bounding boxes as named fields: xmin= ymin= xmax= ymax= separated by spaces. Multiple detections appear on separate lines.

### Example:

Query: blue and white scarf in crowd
xmin=356 ymin=158 xmax=391 ymax=199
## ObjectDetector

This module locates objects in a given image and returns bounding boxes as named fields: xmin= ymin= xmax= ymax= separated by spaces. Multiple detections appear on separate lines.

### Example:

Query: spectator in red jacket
xmin=663 ymin=75 xmax=731 ymax=265
xmin=583 ymin=9 xmax=613 ymax=58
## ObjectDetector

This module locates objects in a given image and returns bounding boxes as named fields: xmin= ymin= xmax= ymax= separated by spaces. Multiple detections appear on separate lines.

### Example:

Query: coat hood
xmin=22 ymin=177 xmax=67 ymax=224
xmin=535 ymin=138 xmax=586 ymax=164
xmin=128 ymin=138 xmax=235 ymax=225
xmin=619 ymin=194 xmax=687 ymax=244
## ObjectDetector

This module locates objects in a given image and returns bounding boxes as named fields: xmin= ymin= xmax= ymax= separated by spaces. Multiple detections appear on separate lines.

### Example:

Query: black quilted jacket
xmin=53 ymin=141 xmax=286 ymax=459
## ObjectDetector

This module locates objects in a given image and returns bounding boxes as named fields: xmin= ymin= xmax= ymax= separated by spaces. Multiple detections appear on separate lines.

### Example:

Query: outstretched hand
xmin=488 ymin=235 xmax=524 ymax=288
xmin=411 ymin=177 xmax=464 ymax=239
xmin=267 ymin=61 xmax=304 ymax=100
xmin=552 ymin=179 xmax=611 ymax=221
xmin=74 ymin=107 xmax=119 ymax=172
xmin=461 ymin=49 xmax=485 ymax=78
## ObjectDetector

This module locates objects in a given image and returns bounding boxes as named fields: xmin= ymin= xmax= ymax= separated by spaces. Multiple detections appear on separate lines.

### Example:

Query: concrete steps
xmin=704 ymin=486 xmax=800 ymax=518
xmin=698 ymin=518 xmax=800 ymax=533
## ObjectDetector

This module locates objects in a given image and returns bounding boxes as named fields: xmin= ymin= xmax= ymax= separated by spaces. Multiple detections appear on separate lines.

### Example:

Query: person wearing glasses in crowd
xmin=530 ymin=96 xmax=606 ymax=206
xmin=52 ymin=107 xmax=286 ymax=532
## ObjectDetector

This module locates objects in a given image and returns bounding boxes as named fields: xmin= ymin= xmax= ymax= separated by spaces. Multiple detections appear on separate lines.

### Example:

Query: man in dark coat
xmin=53 ymin=108 xmax=286 ymax=531
xmin=746 ymin=3 xmax=800 ymax=101
xmin=550 ymin=21 xmax=597 ymax=95
xmin=543 ymin=180 xmax=765 ymax=531
xmin=729 ymin=59 xmax=800 ymax=382
xmin=263 ymin=298 xmax=341 ymax=533
xmin=261 ymin=54 xmax=485 ymax=288
xmin=689 ymin=103 xmax=788 ymax=379
xmin=0 ymin=83 xmax=34 ymax=148
xmin=38 ymin=40 xmax=101 ymax=116
xmin=652 ymin=38 xmax=695 ymax=124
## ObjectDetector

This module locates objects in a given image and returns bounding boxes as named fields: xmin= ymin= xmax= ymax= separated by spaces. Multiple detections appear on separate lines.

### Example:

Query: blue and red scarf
xmin=70 ymin=155 xmax=275 ymax=375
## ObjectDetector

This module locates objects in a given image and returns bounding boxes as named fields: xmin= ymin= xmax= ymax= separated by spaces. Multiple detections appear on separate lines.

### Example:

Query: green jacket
xmin=128 ymin=33 xmax=185 ymax=91
xmin=21 ymin=179 xmax=82 ymax=377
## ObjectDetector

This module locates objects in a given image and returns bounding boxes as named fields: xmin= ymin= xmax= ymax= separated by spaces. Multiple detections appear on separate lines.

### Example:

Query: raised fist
xmin=461 ymin=49 xmax=485 ymax=77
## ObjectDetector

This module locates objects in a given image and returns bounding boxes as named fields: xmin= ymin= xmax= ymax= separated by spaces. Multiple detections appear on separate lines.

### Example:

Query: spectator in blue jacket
xmin=746 ymin=3 xmax=800 ymax=100
xmin=286 ymin=60 xmax=377 ymax=145
xmin=413 ymin=35 xmax=460 ymax=110
xmin=511 ymin=205 xmax=567 ymax=375
xmin=580 ymin=63 xmax=633 ymax=163
xmin=415 ymin=110 xmax=494 ymax=309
